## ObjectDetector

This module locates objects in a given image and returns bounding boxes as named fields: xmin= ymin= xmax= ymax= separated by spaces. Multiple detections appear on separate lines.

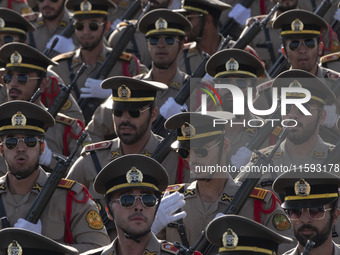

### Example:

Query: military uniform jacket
xmin=81 ymin=233 xmax=180 ymax=255
xmin=0 ymin=168 xmax=110 ymax=252
xmin=283 ymin=242 xmax=340 ymax=255
xmin=158 ymin=179 xmax=295 ymax=254
xmin=31 ymin=11 xmax=78 ymax=53
xmin=51 ymin=45 xmax=142 ymax=100
xmin=321 ymin=52 xmax=340 ymax=73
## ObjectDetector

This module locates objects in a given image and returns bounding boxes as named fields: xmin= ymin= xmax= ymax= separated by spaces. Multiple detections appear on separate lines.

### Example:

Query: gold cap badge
xmin=226 ymin=58 xmax=239 ymax=71
xmin=294 ymin=179 xmax=311 ymax=196
xmin=80 ymin=0 xmax=92 ymax=12
xmin=181 ymin=122 xmax=196 ymax=138
xmin=0 ymin=18 xmax=5 ymax=29
xmin=117 ymin=85 xmax=131 ymax=99
xmin=291 ymin=19 xmax=304 ymax=31
xmin=126 ymin=167 xmax=143 ymax=184
xmin=289 ymin=80 xmax=302 ymax=88
xmin=155 ymin=18 xmax=168 ymax=30
xmin=11 ymin=111 xmax=27 ymax=128
xmin=222 ymin=228 xmax=239 ymax=249
xmin=10 ymin=51 xmax=22 ymax=65
xmin=8 ymin=240 xmax=23 ymax=255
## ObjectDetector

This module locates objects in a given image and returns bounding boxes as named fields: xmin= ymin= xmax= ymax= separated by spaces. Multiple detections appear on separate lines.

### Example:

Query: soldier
xmin=67 ymin=77 xmax=190 ymax=238
xmin=30 ymin=0 xmax=78 ymax=55
xmin=81 ymin=154 xmax=185 ymax=255
xmin=206 ymin=215 xmax=293 ymax=255
xmin=0 ymin=42 xmax=88 ymax=173
xmin=87 ymin=8 xmax=192 ymax=141
xmin=156 ymin=111 xmax=295 ymax=254
xmin=273 ymin=168 xmax=340 ymax=254
xmin=0 ymin=101 xmax=110 ymax=252
xmin=0 ymin=227 xmax=79 ymax=255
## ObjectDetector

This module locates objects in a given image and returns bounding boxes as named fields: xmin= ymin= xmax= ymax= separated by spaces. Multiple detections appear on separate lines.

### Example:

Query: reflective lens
xmin=286 ymin=206 xmax=332 ymax=220
xmin=3 ymin=73 xmax=40 ymax=85
xmin=74 ymin=21 xmax=105 ymax=31
xmin=148 ymin=36 xmax=177 ymax=46
xmin=288 ymin=38 xmax=317 ymax=51
xmin=3 ymin=137 xmax=42 ymax=150
xmin=113 ymin=107 xmax=150 ymax=118
xmin=115 ymin=194 xmax=158 ymax=208
xmin=176 ymin=141 xmax=221 ymax=159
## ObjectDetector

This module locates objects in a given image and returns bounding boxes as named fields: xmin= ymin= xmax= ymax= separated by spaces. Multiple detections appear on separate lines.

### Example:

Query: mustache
xmin=9 ymin=88 xmax=21 ymax=94
xmin=118 ymin=122 xmax=136 ymax=129
xmin=128 ymin=212 xmax=147 ymax=220
xmin=298 ymin=224 xmax=319 ymax=233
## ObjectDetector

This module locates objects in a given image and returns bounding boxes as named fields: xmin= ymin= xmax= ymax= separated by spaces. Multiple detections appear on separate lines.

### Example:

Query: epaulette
xmin=250 ymin=187 xmax=267 ymax=200
xmin=58 ymin=178 xmax=76 ymax=190
xmin=120 ymin=52 xmax=132 ymax=62
xmin=256 ymin=80 xmax=272 ymax=92
xmin=55 ymin=114 xmax=75 ymax=126
xmin=52 ymin=52 xmax=75 ymax=62
xmin=117 ymin=20 xmax=137 ymax=28
xmin=271 ymin=126 xmax=283 ymax=137
xmin=83 ymin=141 xmax=112 ymax=153
xmin=164 ymin=184 xmax=185 ymax=194
xmin=182 ymin=41 xmax=196 ymax=52
xmin=326 ymin=70 xmax=340 ymax=79
xmin=246 ymin=15 xmax=265 ymax=26
xmin=320 ymin=52 xmax=340 ymax=64
xmin=161 ymin=242 xmax=179 ymax=254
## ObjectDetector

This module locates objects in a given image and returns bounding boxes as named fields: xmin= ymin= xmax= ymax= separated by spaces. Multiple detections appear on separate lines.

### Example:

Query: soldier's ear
xmin=105 ymin=205 xmax=114 ymax=220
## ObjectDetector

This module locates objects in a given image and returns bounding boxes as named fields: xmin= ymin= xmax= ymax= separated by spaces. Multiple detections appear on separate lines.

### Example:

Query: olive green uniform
xmin=0 ymin=168 xmax=110 ymax=253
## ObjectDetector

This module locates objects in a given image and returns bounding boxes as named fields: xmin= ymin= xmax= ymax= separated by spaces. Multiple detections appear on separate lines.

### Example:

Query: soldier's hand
xmin=46 ymin=35 xmax=75 ymax=54
xmin=160 ymin=97 xmax=187 ymax=119
xmin=151 ymin=191 xmax=187 ymax=235
xmin=228 ymin=3 xmax=251 ymax=26
xmin=39 ymin=141 xmax=53 ymax=167
xmin=14 ymin=218 xmax=42 ymax=234
xmin=323 ymin=104 xmax=339 ymax=129
xmin=80 ymin=78 xmax=111 ymax=99
xmin=231 ymin=145 xmax=252 ymax=169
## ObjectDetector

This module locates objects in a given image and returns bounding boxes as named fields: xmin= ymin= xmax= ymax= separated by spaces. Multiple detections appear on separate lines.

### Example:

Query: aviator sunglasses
xmin=285 ymin=206 xmax=332 ymax=220
xmin=113 ymin=107 xmax=150 ymax=118
xmin=177 ymin=141 xmax=221 ymax=159
xmin=288 ymin=38 xmax=317 ymax=51
xmin=2 ymin=137 xmax=43 ymax=150
xmin=112 ymin=194 xmax=158 ymax=208
xmin=147 ymin=36 xmax=179 ymax=46
xmin=74 ymin=21 xmax=105 ymax=31
xmin=3 ymin=73 xmax=40 ymax=85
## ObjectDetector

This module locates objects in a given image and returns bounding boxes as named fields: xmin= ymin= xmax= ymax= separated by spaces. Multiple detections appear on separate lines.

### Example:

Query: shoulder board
xmin=58 ymin=178 xmax=76 ymax=190
xmin=256 ymin=80 xmax=273 ymax=92
xmin=117 ymin=20 xmax=137 ymax=28
xmin=55 ymin=114 xmax=75 ymax=126
xmin=164 ymin=184 xmax=185 ymax=194
xmin=250 ymin=187 xmax=268 ymax=200
xmin=271 ymin=126 xmax=283 ymax=137
xmin=52 ymin=52 xmax=75 ymax=62
xmin=246 ymin=15 xmax=265 ymax=26
xmin=84 ymin=141 xmax=112 ymax=153
xmin=326 ymin=70 xmax=340 ymax=79
xmin=120 ymin=52 xmax=132 ymax=62
xmin=320 ymin=52 xmax=340 ymax=64
xmin=37 ymin=20 xmax=44 ymax=26
xmin=161 ymin=242 xmax=179 ymax=254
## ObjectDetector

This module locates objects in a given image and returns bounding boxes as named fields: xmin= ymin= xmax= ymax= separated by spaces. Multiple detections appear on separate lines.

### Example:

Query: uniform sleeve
xmin=67 ymin=154 xmax=95 ymax=189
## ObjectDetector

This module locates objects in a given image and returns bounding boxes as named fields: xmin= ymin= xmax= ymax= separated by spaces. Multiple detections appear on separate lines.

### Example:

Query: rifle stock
xmin=25 ymin=132 xmax=88 ymax=224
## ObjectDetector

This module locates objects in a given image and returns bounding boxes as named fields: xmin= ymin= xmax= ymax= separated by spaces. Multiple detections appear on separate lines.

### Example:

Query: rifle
xmin=220 ymin=0 xmax=254 ymax=39
xmin=78 ymin=2 xmax=151 ymax=124
xmin=302 ymin=240 xmax=315 ymax=255
xmin=48 ymin=63 xmax=87 ymax=118
xmin=232 ymin=2 xmax=280 ymax=50
xmin=191 ymin=128 xmax=290 ymax=255
xmin=268 ymin=0 xmax=334 ymax=78
xmin=25 ymin=132 xmax=88 ymax=224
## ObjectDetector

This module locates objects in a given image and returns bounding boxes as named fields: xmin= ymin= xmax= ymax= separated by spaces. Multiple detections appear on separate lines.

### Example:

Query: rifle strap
xmin=90 ymin=151 xmax=103 ymax=174
xmin=263 ymin=27 xmax=277 ymax=64
xmin=183 ymin=49 xmax=192 ymax=76
xmin=167 ymin=209 xmax=190 ymax=248
xmin=0 ymin=195 xmax=10 ymax=228
xmin=311 ymin=0 xmax=317 ymax=12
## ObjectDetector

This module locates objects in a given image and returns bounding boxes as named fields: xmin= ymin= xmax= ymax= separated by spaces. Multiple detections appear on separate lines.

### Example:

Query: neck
xmin=117 ymin=231 xmax=151 ymax=255
xmin=150 ymin=64 xmax=178 ymax=85
xmin=44 ymin=10 xmax=65 ymax=32
xmin=7 ymin=169 xmax=39 ymax=195
xmin=298 ymin=237 xmax=334 ymax=255
xmin=197 ymin=177 xmax=228 ymax=202
xmin=81 ymin=43 xmax=103 ymax=65
xmin=197 ymin=28 xmax=220 ymax=55
xmin=285 ymin=133 xmax=319 ymax=159
xmin=120 ymin=132 xmax=151 ymax=155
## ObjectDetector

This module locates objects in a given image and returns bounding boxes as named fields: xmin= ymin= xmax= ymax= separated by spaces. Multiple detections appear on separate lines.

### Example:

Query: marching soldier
xmin=0 ymin=42 xmax=88 ymax=173
xmin=81 ymin=154 xmax=182 ymax=255
xmin=0 ymin=101 xmax=110 ymax=252
xmin=206 ymin=215 xmax=293 ymax=255
xmin=273 ymin=168 xmax=340 ymax=254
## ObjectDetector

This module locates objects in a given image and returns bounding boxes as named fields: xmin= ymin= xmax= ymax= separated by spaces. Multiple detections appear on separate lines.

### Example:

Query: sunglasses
xmin=288 ymin=38 xmax=317 ymax=51
xmin=38 ymin=0 xmax=59 ymax=2
xmin=112 ymin=194 xmax=158 ymax=208
xmin=0 ymin=35 xmax=20 ymax=44
xmin=285 ymin=103 xmax=320 ymax=115
xmin=147 ymin=36 xmax=179 ymax=46
xmin=3 ymin=73 xmax=40 ymax=85
xmin=113 ymin=107 xmax=150 ymax=118
xmin=285 ymin=206 xmax=332 ymax=220
xmin=177 ymin=141 xmax=221 ymax=159
xmin=2 ymin=137 xmax=43 ymax=150
xmin=74 ymin=21 xmax=105 ymax=31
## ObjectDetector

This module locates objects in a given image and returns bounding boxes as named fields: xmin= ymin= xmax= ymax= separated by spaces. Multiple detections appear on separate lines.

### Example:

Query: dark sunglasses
xmin=285 ymin=206 xmax=332 ymax=220
xmin=147 ymin=36 xmax=178 ymax=46
xmin=288 ymin=38 xmax=317 ymax=51
xmin=0 ymin=35 xmax=20 ymax=44
xmin=2 ymin=137 xmax=43 ymax=150
xmin=113 ymin=106 xmax=150 ymax=118
xmin=113 ymin=194 xmax=158 ymax=208
xmin=74 ymin=21 xmax=105 ymax=31
xmin=38 ymin=0 xmax=59 ymax=2
xmin=3 ymin=73 xmax=40 ymax=85
xmin=177 ymin=141 xmax=221 ymax=159
xmin=285 ymin=103 xmax=320 ymax=115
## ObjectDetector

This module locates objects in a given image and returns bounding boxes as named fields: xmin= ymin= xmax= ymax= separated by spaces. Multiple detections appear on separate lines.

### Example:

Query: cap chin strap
xmin=10 ymin=163 xmax=39 ymax=180
xmin=123 ymin=229 xmax=151 ymax=243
